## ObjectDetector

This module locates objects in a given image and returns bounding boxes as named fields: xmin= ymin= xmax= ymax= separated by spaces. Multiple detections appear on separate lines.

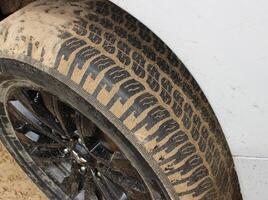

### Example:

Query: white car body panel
xmin=110 ymin=0 xmax=268 ymax=199
xmin=234 ymin=157 xmax=268 ymax=199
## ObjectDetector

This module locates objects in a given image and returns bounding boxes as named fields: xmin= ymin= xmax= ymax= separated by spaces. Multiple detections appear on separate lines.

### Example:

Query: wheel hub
xmin=5 ymin=86 xmax=151 ymax=200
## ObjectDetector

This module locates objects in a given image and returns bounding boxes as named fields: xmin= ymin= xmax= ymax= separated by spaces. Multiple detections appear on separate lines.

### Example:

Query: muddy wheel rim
xmin=5 ymin=86 xmax=152 ymax=200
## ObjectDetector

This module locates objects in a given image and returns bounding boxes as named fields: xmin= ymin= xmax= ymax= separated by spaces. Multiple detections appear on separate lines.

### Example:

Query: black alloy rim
xmin=5 ymin=86 xmax=152 ymax=200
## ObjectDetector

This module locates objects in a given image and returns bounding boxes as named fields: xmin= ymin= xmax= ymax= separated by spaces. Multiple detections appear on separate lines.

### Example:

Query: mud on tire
xmin=0 ymin=0 xmax=242 ymax=199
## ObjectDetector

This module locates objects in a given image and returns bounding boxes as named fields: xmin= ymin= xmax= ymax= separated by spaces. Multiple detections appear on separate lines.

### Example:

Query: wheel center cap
xmin=71 ymin=142 xmax=91 ymax=164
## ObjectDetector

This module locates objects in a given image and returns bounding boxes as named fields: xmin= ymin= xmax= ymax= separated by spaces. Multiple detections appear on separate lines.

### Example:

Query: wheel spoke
xmin=96 ymin=151 xmax=150 ymax=199
xmin=91 ymin=169 xmax=128 ymax=200
xmin=8 ymin=100 xmax=66 ymax=145
xmin=29 ymin=145 xmax=66 ymax=163
xmin=98 ymin=164 xmax=147 ymax=195
xmin=42 ymin=92 xmax=76 ymax=139
xmin=75 ymin=111 xmax=96 ymax=139
xmin=12 ymin=89 xmax=36 ymax=114
xmin=89 ymin=143 xmax=149 ymax=198
xmin=83 ymin=173 xmax=98 ymax=200
xmin=6 ymin=87 xmax=152 ymax=200
xmin=14 ymin=89 xmax=68 ymax=139
xmin=15 ymin=131 xmax=63 ymax=149
xmin=62 ymin=163 xmax=83 ymax=198
xmin=89 ymin=141 xmax=114 ymax=162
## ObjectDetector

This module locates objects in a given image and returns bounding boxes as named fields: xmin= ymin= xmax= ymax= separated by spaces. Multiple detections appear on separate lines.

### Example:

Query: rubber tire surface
xmin=0 ymin=0 xmax=242 ymax=199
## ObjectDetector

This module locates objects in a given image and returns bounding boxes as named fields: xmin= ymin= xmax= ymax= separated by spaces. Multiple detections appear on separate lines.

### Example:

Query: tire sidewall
xmin=0 ymin=57 xmax=171 ymax=200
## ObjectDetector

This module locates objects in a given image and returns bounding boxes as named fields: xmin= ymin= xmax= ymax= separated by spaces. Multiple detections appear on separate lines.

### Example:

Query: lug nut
xmin=63 ymin=148 xmax=69 ymax=154
xmin=80 ymin=166 xmax=87 ymax=173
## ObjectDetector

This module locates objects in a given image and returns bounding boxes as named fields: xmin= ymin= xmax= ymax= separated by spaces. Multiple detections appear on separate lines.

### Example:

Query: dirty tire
xmin=0 ymin=0 xmax=242 ymax=200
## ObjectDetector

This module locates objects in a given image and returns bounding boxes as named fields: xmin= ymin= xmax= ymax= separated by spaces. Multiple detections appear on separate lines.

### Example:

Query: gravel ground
xmin=0 ymin=142 xmax=48 ymax=200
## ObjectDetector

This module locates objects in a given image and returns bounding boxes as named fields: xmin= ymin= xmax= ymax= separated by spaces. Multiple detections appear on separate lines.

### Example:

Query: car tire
xmin=0 ymin=1 xmax=242 ymax=199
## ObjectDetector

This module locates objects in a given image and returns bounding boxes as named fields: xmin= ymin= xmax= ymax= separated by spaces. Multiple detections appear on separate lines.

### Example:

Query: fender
xmin=109 ymin=0 xmax=268 ymax=199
